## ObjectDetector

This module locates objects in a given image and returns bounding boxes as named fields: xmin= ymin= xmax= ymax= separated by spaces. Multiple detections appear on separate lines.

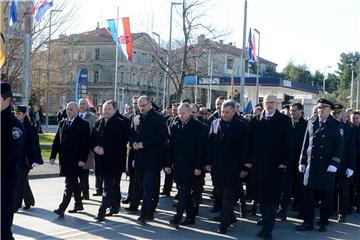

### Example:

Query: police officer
xmin=349 ymin=111 xmax=360 ymax=213
xmin=297 ymin=99 xmax=342 ymax=232
xmin=1 ymin=82 xmax=25 ymax=240
xmin=331 ymin=104 xmax=355 ymax=222
xmin=15 ymin=105 xmax=44 ymax=211
xmin=166 ymin=103 xmax=207 ymax=227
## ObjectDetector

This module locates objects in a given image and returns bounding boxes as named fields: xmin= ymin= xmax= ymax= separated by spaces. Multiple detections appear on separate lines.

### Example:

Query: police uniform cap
xmin=332 ymin=103 xmax=344 ymax=113
xmin=1 ymin=82 xmax=12 ymax=95
xmin=317 ymin=98 xmax=335 ymax=110
xmin=16 ymin=105 xmax=27 ymax=113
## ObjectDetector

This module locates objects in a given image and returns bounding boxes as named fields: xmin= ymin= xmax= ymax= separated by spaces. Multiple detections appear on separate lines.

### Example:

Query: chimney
xmin=198 ymin=34 xmax=205 ymax=43
xmin=219 ymin=39 xmax=223 ymax=44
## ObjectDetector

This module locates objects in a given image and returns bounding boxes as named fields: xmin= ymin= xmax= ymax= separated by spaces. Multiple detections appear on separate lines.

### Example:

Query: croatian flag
xmin=247 ymin=28 xmax=257 ymax=64
xmin=9 ymin=0 xmax=17 ymax=26
xmin=85 ymin=96 xmax=95 ymax=108
xmin=107 ymin=17 xmax=132 ymax=62
xmin=32 ymin=0 xmax=54 ymax=22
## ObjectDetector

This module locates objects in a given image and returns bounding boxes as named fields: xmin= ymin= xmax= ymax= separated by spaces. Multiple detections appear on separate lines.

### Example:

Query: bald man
xmin=50 ymin=102 xmax=90 ymax=216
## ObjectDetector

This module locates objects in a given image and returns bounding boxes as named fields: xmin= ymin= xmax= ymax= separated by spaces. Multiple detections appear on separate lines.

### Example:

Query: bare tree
xmin=151 ymin=0 xmax=228 ymax=102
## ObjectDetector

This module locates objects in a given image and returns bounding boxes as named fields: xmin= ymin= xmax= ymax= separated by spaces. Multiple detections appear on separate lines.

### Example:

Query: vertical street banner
xmin=75 ymin=67 xmax=88 ymax=103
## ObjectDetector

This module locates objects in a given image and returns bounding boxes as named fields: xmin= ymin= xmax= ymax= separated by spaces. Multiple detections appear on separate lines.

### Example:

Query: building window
xmin=95 ymin=48 xmax=100 ymax=60
xmin=78 ymin=51 xmax=83 ymax=60
xmin=226 ymin=57 xmax=234 ymax=70
xmin=133 ymin=51 xmax=137 ymax=63
xmin=142 ymin=52 xmax=148 ymax=65
xmin=93 ymin=94 xmax=98 ymax=107
xmin=132 ymin=73 xmax=136 ymax=85
xmin=120 ymin=72 xmax=125 ymax=84
xmin=94 ymin=70 xmax=99 ymax=83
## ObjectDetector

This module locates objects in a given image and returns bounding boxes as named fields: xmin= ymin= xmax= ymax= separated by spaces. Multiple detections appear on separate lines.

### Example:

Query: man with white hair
xmin=51 ymin=102 xmax=90 ymax=217
xmin=247 ymin=94 xmax=293 ymax=240
xmin=78 ymin=98 xmax=98 ymax=200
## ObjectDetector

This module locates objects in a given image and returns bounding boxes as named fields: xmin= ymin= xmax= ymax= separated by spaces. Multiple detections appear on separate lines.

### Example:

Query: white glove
xmin=346 ymin=168 xmax=354 ymax=178
xmin=132 ymin=160 xmax=135 ymax=168
xmin=327 ymin=165 xmax=337 ymax=173
xmin=32 ymin=163 xmax=40 ymax=168
xmin=298 ymin=164 xmax=305 ymax=173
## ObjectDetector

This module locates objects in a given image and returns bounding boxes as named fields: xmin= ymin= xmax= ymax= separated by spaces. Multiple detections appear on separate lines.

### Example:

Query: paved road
xmin=13 ymin=174 xmax=360 ymax=239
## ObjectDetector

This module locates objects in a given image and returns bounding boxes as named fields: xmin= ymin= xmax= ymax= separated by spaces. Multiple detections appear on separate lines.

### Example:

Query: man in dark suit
xmin=331 ymin=104 xmax=355 ymax=222
xmin=129 ymin=95 xmax=168 ymax=224
xmin=277 ymin=103 xmax=307 ymax=220
xmin=90 ymin=100 xmax=129 ymax=221
xmin=166 ymin=103 xmax=207 ymax=227
xmin=205 ymin=100 xmax=248 ymax=234
xmin=247 ymin=95 xmax=293 ymax=240
xmin=349 ymin=111 xmax=360 ymax=213
xmin=296 ymin=98 xmax=342 ymax=232
xmin=50 ymin=102 xmax=90 ymax=216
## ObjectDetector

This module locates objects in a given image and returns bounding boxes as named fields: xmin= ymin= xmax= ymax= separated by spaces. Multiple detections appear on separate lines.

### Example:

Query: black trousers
xmin=80 ymin=169 xmax=90 ymax=197
xmin=140 ymin=170 xmax=156 ymax=217
xmin=163 ymin=171 xmax=174 ymax=193
xmin=130 ymin=170 xmax=144 ymax=209
xmin=302 ymin=187 xmax=332 ymax=225
xmin=126 ymin=171 xmax=135 ymax=200
xmin=16 ymin=170 xmax=35 ymax=210
xmin=152 ymin=171 xmax=161 ymax=212
xmin=98 ymin=177 xmax=116 ymax=216
xmin=260 ymin=202 xmax=277 ymax=234
xmin=334 ymin=175 xmax=350 ymax=215
xmin=110 ymin=175 xmax=122 ymax=212
xmin=1 ymin=178 xmax=18 ymax=240
xmin=192 ymin=174 xmax=204 ymax=207
xmin=174 ymin=184 xmax=195 ymax=221
xmin=58 ymin=177 xmax=82 ymax=212
xmin=95 ymin=175 xmax=103 ymax=194
xmin=220 ymin=187 xmax=236 ymax=227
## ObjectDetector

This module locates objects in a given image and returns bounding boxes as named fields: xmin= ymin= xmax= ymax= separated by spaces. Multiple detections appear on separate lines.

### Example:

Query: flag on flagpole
xmin=9 ymin=0 xmax=17 ymax=26
xmin=0 ymin=2 xmax=5 ymax=67
xmin=32 ymin=0 xmax=54 ymax=22
xmin=85 ymin=96 xmax=94 ymax=108
xmin=247 ymin=28 xmax=257 ymax=64
xmin=107 ymin=17 xmax=132 ymax=61
xmin=244 ymin=100 xmax=253 ymax=114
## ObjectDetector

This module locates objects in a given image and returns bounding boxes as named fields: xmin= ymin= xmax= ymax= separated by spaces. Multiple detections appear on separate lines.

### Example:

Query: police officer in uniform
xmin=1 ymin=82 xmax=25 ymax=240
xmin=296 ymin=99 xmax=342 ymax=232
xmin=331 ymin=104 xmax=355 ymax=222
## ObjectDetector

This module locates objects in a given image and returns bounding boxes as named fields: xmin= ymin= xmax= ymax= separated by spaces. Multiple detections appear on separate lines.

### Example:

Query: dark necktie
xmin=265 ymin=115 xmax=272 ymax=121
xmin=66 ymin=120 xmax=72 ymax=127
xmin=319 ymin=122 xmax=324 ymax=129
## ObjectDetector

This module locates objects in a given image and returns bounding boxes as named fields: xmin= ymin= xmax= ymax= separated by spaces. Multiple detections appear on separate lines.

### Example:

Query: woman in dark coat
xmin=15 ymin=106 xmax=43 ymax=211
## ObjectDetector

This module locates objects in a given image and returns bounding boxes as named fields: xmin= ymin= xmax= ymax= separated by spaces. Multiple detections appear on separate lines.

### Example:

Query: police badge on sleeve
xmin=12 ymin=127 xmax=23 ymax=140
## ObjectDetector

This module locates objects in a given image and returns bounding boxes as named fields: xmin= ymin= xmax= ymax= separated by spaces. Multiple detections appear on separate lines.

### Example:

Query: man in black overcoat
xmin=205 ymin=100 xmax=248 ymax=234
xmin=247 ymin=94 xmax=293 ymax=240
xmin=166 ymin=103 xmax=207 ymax=227
xmin=51 ymin=102 xmax=90 ymax=216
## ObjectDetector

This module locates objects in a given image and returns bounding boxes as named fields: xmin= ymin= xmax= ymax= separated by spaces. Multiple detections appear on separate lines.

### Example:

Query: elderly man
xmin=206 ymin=100 xmax=248 ymax=234
xmin=247 ymin=94 xmax=293 ymax=240
xmin=129 ymin=95 xmax=168 ymax=224
xmin=51 ymin=102 xmax=90 ymax=216
xmin=297 ymin=99 xmax=342 ymax=232
xmin=78 ymin=98 xmax=98 ymax=200
xmin=166 ymin=103 xmax=207 ymax=228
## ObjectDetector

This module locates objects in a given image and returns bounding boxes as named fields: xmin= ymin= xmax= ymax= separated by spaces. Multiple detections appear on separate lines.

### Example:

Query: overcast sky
xmin=56 ymin=0 xmax=360 ymax=74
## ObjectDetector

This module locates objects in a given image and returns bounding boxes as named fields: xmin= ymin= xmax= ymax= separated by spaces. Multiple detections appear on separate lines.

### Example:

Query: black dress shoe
xmin=295 ymin=223 xmax=313 ymax=231
xmin=53 ymin=209 xmax=65 ymax=217
xmin=217 ymin=226 xmax=227 ymax=234
xmin=105 ymin=210 xmax=119 ymax=216
xmin=316 ymin=219 xmax=330 ymax=226
xmin=68 ymin=206 xmax=84 ymax=213
xmin=121 ymin=198 xmax=131 ymax=204
xmin=23 ymin=205 xmax=31 ymax=210
xmin=179 ymin=218 xmax=195 ymax=226
xmin=92 ymin=192 xmax=102 ymax=196
xmin=257 ymin=220 xmax=264 ymax=225
xmin=125 ymin=207 xmax=138 ymax=213
xmin=137 ymin=215 xmax=146 ymax=224
xmin=94 ymin=215 xmax=105 ymax=221
xmin=318 ymin=224 xmax=327 ymax=232
xmin=146 ymin=213 xmax=154 ymax=220
xmin=169 ymin=218 xmax=180 ymax=228
xmin=337 ymin=214 xmax=346 ymax=223
xmin=276 ymin=211 xmax=287 ymax=221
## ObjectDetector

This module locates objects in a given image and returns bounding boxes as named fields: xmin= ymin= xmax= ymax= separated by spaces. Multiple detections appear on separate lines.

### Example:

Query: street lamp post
xmin=166 ymin=2 xmax=181 ymax=105
xmin=253 ymin=28 xmax=260 ymax=105
xmin=45 ymin=9 xmax=62 ymax=133
xmin=152 ymin=31 xmax=164 ymax=109
xmin=350 ymin=65 xmax=354 ymax=108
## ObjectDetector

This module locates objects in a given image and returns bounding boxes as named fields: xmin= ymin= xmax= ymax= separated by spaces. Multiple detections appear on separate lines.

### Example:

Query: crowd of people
xmin=2 ymin=80 xmax=360 ymax=240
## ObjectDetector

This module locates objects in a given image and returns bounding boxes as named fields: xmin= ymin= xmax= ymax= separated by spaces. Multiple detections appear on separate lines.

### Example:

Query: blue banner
xmin=75 ymin=67 xmax=88 ymax=103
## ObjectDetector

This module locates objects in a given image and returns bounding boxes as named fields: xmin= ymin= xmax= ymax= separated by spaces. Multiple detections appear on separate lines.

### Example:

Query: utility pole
xmin=239 ymin=0 xmax=247 ymax=110
xmin=23 ymin=1 xmax=32 ymax=107
xmin=254 ymin=28 xmax=260 ymax=105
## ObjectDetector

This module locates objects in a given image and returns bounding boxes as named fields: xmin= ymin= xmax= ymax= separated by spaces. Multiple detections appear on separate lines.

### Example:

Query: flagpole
xmin=239 ymin=0 xmax=247 ymax=110
xmin=254 ymin=28 xmax=260 ymax=105
xmin=114 ymin=6 xmax=119 ymax=101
